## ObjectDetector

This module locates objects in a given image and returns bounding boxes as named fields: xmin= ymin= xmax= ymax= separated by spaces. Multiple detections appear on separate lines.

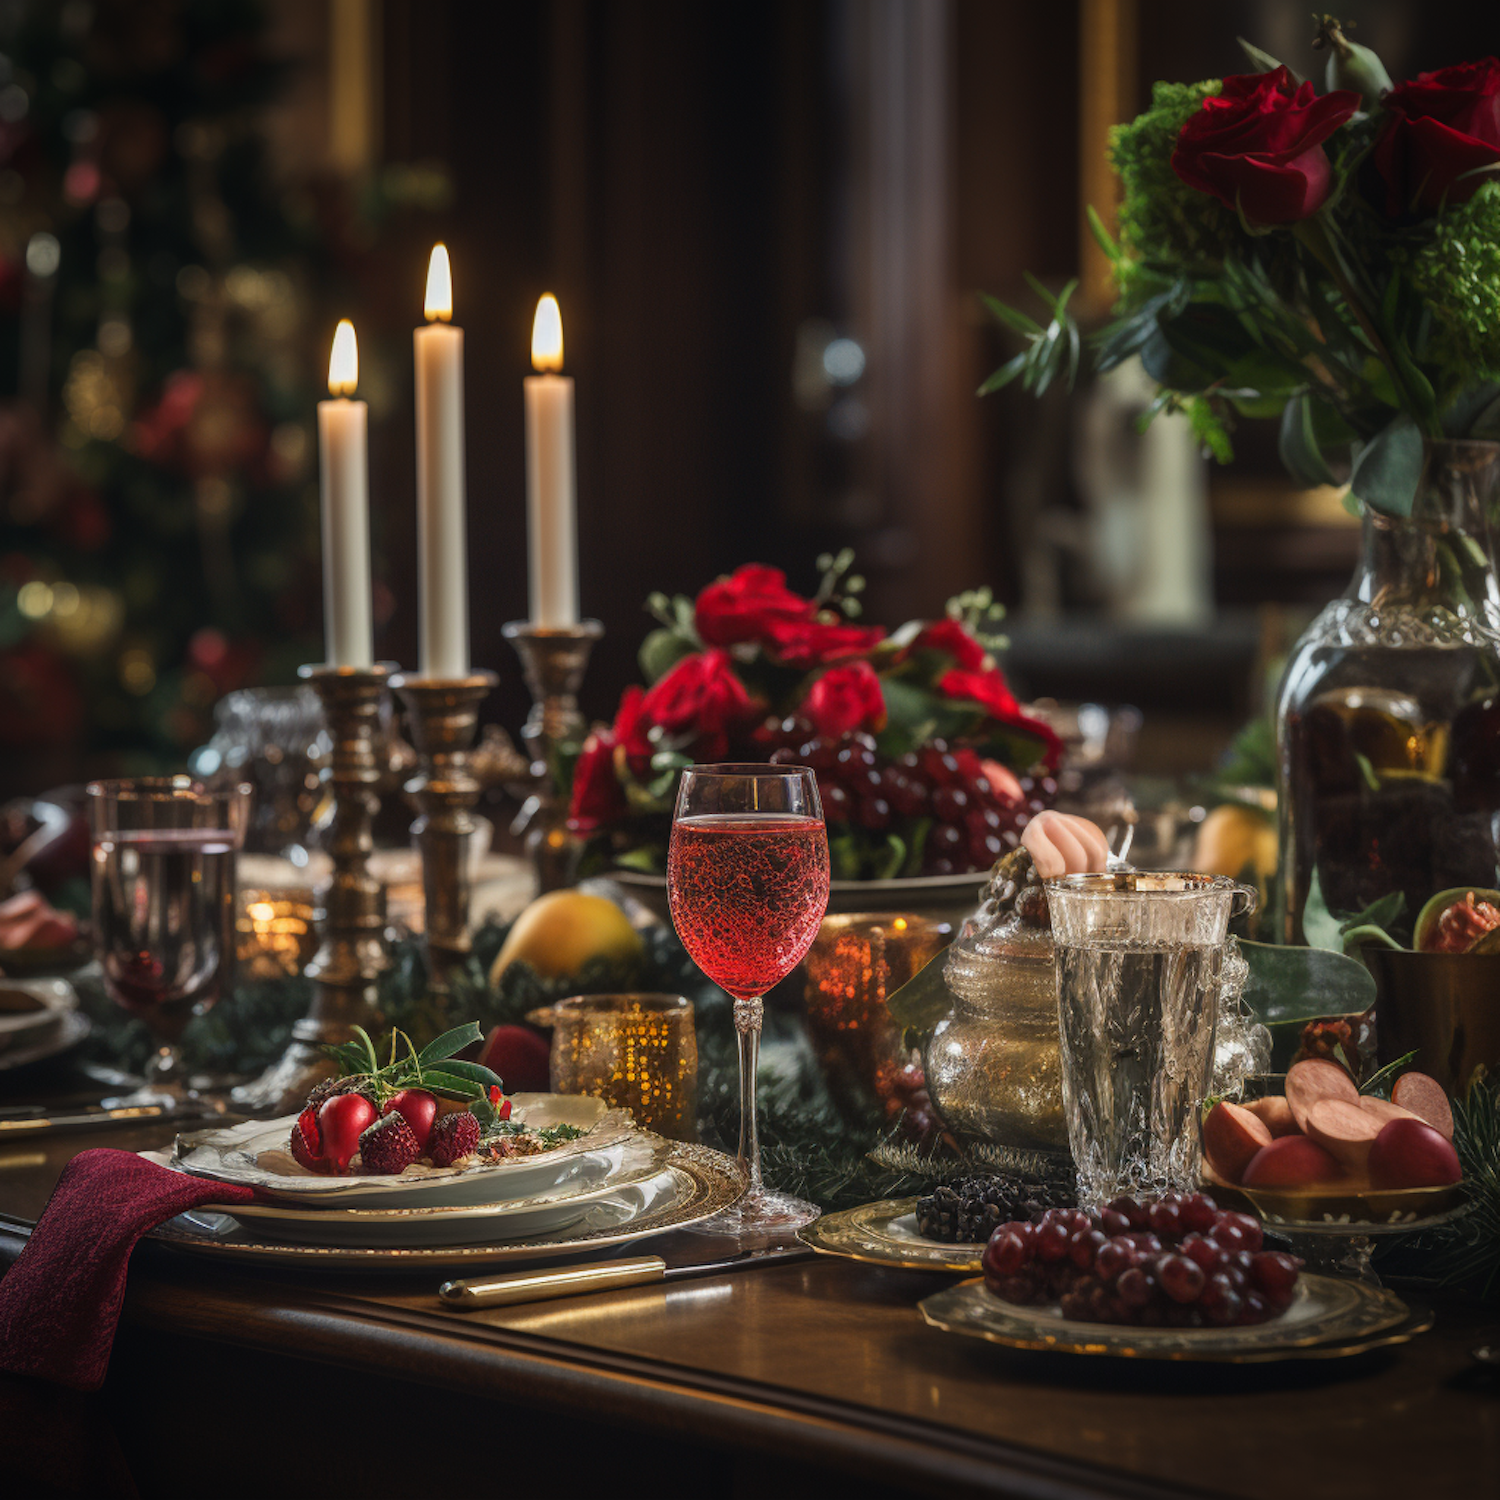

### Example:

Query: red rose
xmin=762 ymin=616 xmax=885 ymax=668
xmin=801 ymin=661 xmax=887 ymax=739
xmin=567 ymin=687 xmax=651 ymax=833
xmin=938 ymin=668 xmax=1021 ymax=722
xmin=1373 ymin=58 xmax=1500 ymax=215
xmin=907 ymin=618 xmax=987 ymax=672
xmin=640 ymin=649 xmax=753 ymax=761
xmin=695 ymin=564 xmax=813 ymax=648
xmin=1171 ymin=68 xmax=1360 ymax=225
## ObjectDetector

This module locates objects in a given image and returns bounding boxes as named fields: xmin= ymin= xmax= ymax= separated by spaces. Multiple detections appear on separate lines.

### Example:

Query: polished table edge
xmin=0 ymin=1216 xmax=1192 ymax=1500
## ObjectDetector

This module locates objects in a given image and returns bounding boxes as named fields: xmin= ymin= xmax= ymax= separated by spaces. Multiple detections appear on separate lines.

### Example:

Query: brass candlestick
xmin=232 ymin=663 xmax=392 ymax=1116
xmin=390 ymin=670 xmax=498 ymax=989
xmin=503 ymin=619 xmax=603 ymax=892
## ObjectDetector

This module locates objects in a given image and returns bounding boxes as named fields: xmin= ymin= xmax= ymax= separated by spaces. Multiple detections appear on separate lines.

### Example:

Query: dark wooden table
xmin=3 ymin=1124 xmax=1498 ymax=1499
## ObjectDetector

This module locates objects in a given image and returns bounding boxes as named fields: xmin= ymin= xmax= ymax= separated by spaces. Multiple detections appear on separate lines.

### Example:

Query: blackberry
xmin=915 ymin=1172 xmax=1076 ymax=1244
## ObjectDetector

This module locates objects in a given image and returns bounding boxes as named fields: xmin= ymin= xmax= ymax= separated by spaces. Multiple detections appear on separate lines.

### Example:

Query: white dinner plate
xmin=0 ymin=977 xmax=78 ymax=1052
xmin=151 ymin=1143 xmax=747 ymax=1272
xmin=171 ymin=1093 xmax=639 ymax=1208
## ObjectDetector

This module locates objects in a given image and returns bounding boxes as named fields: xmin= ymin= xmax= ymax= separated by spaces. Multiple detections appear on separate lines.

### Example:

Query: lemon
xmin=489 ymin=890 xmax=642 ymax=986
xmin=1193 ymin=803 xmax=1277 ymax=882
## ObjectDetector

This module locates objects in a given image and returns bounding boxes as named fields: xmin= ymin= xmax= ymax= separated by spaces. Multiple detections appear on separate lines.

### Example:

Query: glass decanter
xmin=1275 ymin=440 xmax=1500 ymax=944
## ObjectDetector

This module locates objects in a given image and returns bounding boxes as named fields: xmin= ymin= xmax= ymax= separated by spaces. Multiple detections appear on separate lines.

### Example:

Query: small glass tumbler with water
xmin=1047 ymin=871 xmax=1255 ymax=1205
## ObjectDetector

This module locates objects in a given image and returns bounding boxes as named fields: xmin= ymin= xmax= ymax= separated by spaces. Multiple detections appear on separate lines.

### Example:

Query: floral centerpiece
xmin=567 ymin=552 xmax=1061 ymax=880
xmin=985 ymin=20 xmax=1500 ymax=515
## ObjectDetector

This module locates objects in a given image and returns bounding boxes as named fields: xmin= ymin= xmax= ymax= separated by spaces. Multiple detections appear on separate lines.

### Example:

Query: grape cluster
xmin=982 ymin=1193 xmax=1302 ymax=1328
xmin=758 ymin=717 xmax=1055 ymax=875
xmin=916 ymin=1172 xmax=1076 ymax=1244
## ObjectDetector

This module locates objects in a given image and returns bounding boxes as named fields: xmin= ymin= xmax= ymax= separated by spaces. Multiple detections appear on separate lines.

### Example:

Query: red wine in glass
xmin=667 ymin=814 xmax=830 ymax=999
xmin=667 ymin=765 xmax=829 ymax=1232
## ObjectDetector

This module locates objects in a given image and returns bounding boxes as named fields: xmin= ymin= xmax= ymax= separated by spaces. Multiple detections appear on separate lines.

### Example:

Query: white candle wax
xmin=316 ymin=346 xmax=373 ymax=668
xmin=413 ymin=317 xmax=469 ymax=678
xmin=523 ymin=372 xmax=578 ymax=628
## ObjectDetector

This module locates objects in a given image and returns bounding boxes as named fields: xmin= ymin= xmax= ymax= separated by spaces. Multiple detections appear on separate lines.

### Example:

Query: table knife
xmin=0 ymin=1103 xmax=217 ymax=1135
xmin=438 ymin=1245 xmax=810 ymax=1308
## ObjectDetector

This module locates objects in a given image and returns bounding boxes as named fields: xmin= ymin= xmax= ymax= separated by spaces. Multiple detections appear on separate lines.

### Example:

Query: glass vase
xmin=1275 ymin=440 xmax=1500 ymax=944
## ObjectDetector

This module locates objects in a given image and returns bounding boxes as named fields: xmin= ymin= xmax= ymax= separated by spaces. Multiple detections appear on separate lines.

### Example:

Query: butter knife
xmin=0 ymin=1103 xmax=217 ymax=1135
xmin=439 ymin=1245 xmax=809 ymax=1308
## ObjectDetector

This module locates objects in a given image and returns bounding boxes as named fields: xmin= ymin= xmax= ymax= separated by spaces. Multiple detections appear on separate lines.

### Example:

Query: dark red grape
xmin=891 ymin=779 xmax=927 ymax=817
xmin=927 ymin=823 xmax=964 ymax=856
xmin=1069 ymin=1228 xmax=1107 ymax=1270
xmin=1180 ymin=1193 xmax=1218 ymax=1233
xmin=1035 ymin=1221 xmax=1070 ymax=1262
xmin=1181 ymin=1234 xmax=1221 ymax=1274
xmin=1249 ymin=1251 xmax=1300 ymax=1298
xmin=932 ymin=786 xmax=969 ymax=823
xmin=983 ymin=1230 xmax=1031 ymax=1279
xmin=1108 ymin=1197 xmax=1148 ymax=1229
xmin=857 ymin=796 xmax=892 ymax=831
xmin=1220 ymin=1211 xmax=1263 ymax=1251
xmin=800 ymin=739 xmax=838 ymax=771
xmin=1098 ymin=1207 xmax=1131 ymax=1236
xmin=1158 ymin=1254 xmax=1206 ymax=1304
xmin=1238 ymin=1292 xmax=1270 ymax=1325
xmin=768 ymin=747 xmax=797 ymax=766
xmin=1147 ymin=1200 xmax=1183 ymax=1238
xmin=1210 ymin=1218 xmax=1248 ymax=1252
xmin=1116 ymin=1266 xmax=1153 ymax=1308
xmin=1094 ymin=1240 xmax=1133 ymax=1282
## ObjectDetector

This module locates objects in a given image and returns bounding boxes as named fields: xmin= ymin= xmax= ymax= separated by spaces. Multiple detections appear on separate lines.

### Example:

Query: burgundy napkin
xmin=0 ymin=1147 xmax=254 ymax=1390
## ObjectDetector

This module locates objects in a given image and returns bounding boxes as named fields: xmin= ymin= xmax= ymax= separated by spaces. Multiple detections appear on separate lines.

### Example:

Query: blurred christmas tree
xmin=0 ymin=0 xmax=332 ymax=780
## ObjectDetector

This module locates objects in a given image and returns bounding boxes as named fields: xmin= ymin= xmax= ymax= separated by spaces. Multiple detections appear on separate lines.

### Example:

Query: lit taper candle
xmin=524 ymin=294 xmax=578 ymax=628
xmin=317 ymin=319 xmax=373 ymax=668
xmin=414 ymin=244 xmax=469 ymax=677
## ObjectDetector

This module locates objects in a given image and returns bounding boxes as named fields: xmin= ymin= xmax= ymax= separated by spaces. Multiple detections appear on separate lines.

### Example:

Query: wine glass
xmin=667 ymin=764 xmax=830 ymax=1232
xmin=88 ymin=776 xmax=253 ymax=1108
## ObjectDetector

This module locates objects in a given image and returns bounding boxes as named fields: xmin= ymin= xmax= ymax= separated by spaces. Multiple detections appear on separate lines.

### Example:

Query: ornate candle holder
xmin=503 ymin=619 xmax=603 ymax=892
xmin=390 ymin=670 xmax=498 ymax=989
xmin=232 ymin=663 xmax=392 ymax=1116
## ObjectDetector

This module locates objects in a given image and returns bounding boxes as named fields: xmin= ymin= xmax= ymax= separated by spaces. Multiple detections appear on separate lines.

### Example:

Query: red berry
xmin=289 ymin=1106 xmax=326 ymax=1172
xmin=498 ymin=1096 xmax=513 ymax=1121
xmin=318 ymin=1091 xmax=378 ymax=1173
xmin=427 ymin=1109 xmax=482 ymax=1167
xmin=358 ymin=1112 xmax=423 ymax=1174
xmin=382 ymin=1088 xmax=439 ymax=1150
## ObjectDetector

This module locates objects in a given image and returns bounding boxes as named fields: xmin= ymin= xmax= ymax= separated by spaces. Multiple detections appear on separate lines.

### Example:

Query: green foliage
xmin=1408 ymin=183 xmax=1500 ymax=389
xmin=1110 ymin=80 xmax=1246 ymax=301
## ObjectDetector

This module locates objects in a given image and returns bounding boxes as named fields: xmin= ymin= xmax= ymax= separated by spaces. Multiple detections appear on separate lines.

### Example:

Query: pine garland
xmin=68 ymin=921 xmax=1500 ymax=1291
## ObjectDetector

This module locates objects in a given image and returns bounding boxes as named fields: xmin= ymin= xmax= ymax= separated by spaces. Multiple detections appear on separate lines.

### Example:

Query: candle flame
xmin=328 ymin=319 xmax=358 ymax=396
xmin=424 ymin=244 xmax=453 ymax=322
xmin=531 ymin=294 xmax=564 ymax=373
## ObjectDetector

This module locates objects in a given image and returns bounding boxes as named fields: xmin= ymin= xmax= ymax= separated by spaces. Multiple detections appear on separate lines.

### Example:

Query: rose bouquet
xmin=567 ymin=553 xmax=1062 ymax=880
xmin=985 ymin=20 xmax=1500 ymax=517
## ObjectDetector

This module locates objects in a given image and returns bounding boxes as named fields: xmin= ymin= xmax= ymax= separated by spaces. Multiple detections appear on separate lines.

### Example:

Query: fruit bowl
xmin=1203 ymin=1169 xmax=1467 ymax=1227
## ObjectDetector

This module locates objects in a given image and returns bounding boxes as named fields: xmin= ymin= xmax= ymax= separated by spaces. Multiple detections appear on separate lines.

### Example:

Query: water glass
xmin=88 ymin=776 xmax=253 ymax=1105
xmin=1047 ymin=871 xmax=1254 ymax=1204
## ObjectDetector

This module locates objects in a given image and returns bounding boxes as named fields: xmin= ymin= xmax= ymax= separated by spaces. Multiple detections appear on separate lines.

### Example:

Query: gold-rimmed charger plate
xmin=919 ymin=1274 xmax=1426 ymax=1363
xmin=799 ymin=1197 xmax=984 ymax=1273
xmin=148 ymin=1144 xmax=746 ymax=1272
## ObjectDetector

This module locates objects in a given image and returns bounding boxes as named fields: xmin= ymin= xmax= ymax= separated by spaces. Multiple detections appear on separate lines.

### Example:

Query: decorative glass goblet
xmin=667 ymin=764 xmax=830 ymax=1232
xmin=88 ymin=776 xmax=253 ymax=1107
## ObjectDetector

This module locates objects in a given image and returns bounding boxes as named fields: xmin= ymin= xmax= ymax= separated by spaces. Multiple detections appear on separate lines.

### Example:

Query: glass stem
xmin=733 ymin=997 xmax=763 ymax=1188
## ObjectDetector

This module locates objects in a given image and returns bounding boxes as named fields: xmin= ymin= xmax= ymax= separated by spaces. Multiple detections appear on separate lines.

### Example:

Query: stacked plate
xmin=0 ymin=977 xmax=89 ymax=1074
xmin=150 ymin=1093 xmax=747 ymax=1272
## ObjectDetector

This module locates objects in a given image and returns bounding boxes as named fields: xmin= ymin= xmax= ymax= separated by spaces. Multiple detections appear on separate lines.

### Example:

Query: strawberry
xmin=427 ymin=1110 xmax=481 ymax=1167
xmin=289 ymin=1106 xmax=326 ymax=1173
xmin=318 ymin=1091 xmax=378 ymax=1173
xmin=382 ymin=1088 xmax=438 ymax=1150
xmin=358 ymin=1112 xmax=422 ymax=1175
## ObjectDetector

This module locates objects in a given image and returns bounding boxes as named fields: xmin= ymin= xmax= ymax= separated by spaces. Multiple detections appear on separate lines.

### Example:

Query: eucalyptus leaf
xmin=1279 ymin=393 xmax=1339 ymax=486
xmin=417 ymin=1068 xmax=485 ymax=1100
xmin=1240 ymin=940 xmax=1377 ymax=1025
xmin=1350 ymin=414 xmax=1423 ymax=518
xmin=417 ymin=1021 xmax=483 ymax=1067
xmin=885 ymin=945 xmax=954 ymax=1035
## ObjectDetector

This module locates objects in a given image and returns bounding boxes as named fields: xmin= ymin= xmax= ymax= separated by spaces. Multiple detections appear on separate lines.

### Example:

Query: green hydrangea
xmin=1111 ymin=80 xmax=1248 ymax=303
xmin=1408 ymin=182 xmax=1500 ymax=384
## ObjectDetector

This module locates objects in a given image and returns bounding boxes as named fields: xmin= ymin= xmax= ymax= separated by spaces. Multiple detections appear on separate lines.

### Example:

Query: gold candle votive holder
xmin=236 ymin=887 xmax=318 ymax=980
xmin=547 ymin=994 xmax=698 ymax=1141
xmin=802 ymin=912 xmax=951 ymax=1123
